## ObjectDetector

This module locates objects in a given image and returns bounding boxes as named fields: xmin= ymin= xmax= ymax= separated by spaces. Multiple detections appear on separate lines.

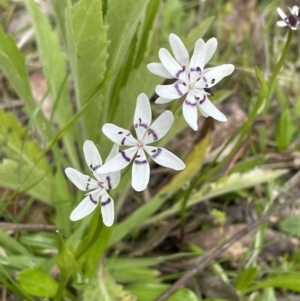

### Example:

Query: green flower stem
xmin=172 ymin=96 xmax=185 ymax=114
xmin=74 ymin=213 xmax=104 ymax=260
xmin=179 ymin=29 xmax=293 ymax=243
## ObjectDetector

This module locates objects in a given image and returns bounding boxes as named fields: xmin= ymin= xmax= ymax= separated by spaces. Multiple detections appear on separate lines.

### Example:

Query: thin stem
xmin=171 ymin=96 xmax=185 ymax=114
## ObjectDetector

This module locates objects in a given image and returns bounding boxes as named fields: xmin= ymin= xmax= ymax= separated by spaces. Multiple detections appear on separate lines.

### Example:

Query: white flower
xmin=147 ymin=33 xmax=235 ymax=131
xmin=277 ymin=6 xmax=300 ymax=30
xmin=65 ymin=141 xmax=120 ymax=227
xmin=96 ymin=93 xmax=185 ymax=192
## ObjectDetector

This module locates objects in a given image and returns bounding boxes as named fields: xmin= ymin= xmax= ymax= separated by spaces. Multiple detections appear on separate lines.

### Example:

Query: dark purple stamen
xmin=106 ymin=176 xmax=112 ymax=190
xmin=147 ymin=128 xmax=158 ymax=141
xmin=211 ymin=78 xmax=215 ymax=84
xmin=196 ymin=66 xmax=201 ymax=72
xmin=86 ymin=178 xmax=91 ymax=190
xmin=185 ymin=100 xmax=196 ymax=107
xmin=89 ymin=194 xmax=97 ymax=204
xmin=121 ymin=151 xmax=131 ymax=162
xmin=134 ymin=159 xmax=147 ymax=165
xmin=152 ymin=148 xmax=162 ymax=159
xmin=175 ymin=84 xmax=183 ymax=96
xmin=90 ymin=164 xmax=101 ymax=171
xmin=199 ymin=95 xmax=206 ymax=104
xmin=101 ymin=197 xmax=111 ymax=206
xmin=121 ymin=133 xmax=131 ymax=145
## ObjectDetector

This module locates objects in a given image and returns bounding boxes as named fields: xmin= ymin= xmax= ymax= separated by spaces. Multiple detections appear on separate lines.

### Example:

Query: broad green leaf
xmin=0 ymin=26 xmax=52 ymax=139
xmin=50 ymin=0 xmax=68 ymax=42
xmin=279 ymin=215 xmax=300 ymax=237
xmin=83 ymin=265 xmax=136 ymax=301
xmin=247 ymin=273 xmax=300 ymax=293
xmin=17 ymin=268 xmax=58 ymax=297
xmin=236 ymin=267 xmax=257 ymax=292
xmin=144 ymin=169 xmax=287 ymax=225
xmin=0 ymin=255 xmax=45 ymax=270
xmin=276 ymin=109 xmax=294 ymax=151
xmin=65 ymin=0 xmax=108 ymax=140
xmin=127 ymin=282 xmax=199 ymax=301
xmin=0 ymin=159 xmax=52 ymax=204
xmin=106 ymin=0 xmax=149 ymax=70
xmin=25 ymin=0 xmax=78 ymax=169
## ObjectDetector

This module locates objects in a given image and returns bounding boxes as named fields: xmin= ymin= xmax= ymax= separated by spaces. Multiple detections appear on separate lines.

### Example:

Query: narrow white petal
xmin=196 ymin=64 xmax=234 ymax=89
xmin=205 ymin=38 xmax=217 ymax=64
xmin=155 ymin=83 xmax=189 ymax=99
xmin=70 ymin=189 xmax=102 ymax=221
xmin=143 ymin=110 xmax=174 ymax=144
xmin=65 ymin=168 xmax=98 ymax=191
xmin=105 ymin=144 xmax=119 ymax=163
xmin=144 ymin=146 xmax=185 ymax=171
xmin=102 ymin=123 xmax=137 ymax=146
xmin=169 ymin=33 xmax=189 ymax=68
xmin=134 ymin=93 xmax=152 ymax=141
xmin=100 ymin=190 xmax=114 ymax=227
xmin=198 ymin=106 xmax=209 ymax=117
xmin=155 ymin=97 xmax=173 ymax=104
xmin=190 ymin=38 xmax=206 ymax=83
xmin=277 ymin=21 xmax=288 ymax=27
xmin=132 ymin=149 xmax=150 ymax=192
xmin=291 ymin=6 xmax=299 ymax=15
xmin=159 ymin=48 xmax=187 ymax=82
xmin=83 ymin=140 xmax=102 ymax=173
xmin=97 ymin=147 xmax=138 ymax=174
xmin=277 ymin=7 xmax=287 ymax=20
xmin=147 ymin=62 xmax=174 ymax=79
xmin=182 ymin=92 xmax=198 ymax=131
xmin=104 ymin=170 xmax=121 ymax=190
xmin=197 ymin=94 xmax=227 ymax=122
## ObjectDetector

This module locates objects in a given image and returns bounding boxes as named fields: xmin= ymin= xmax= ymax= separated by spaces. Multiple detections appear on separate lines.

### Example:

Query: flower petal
xmin=147 ymin=62 xmax=174 ymax=79
xmin=155 ymin=97 xmax=173 ymax=104
xmin=277 ymin=20 xmax=287 ymax=27
xmin=65 ymin=167 xmax=98 ymax=191
xmin=182 ymin=92 xmax=198 ymax=131
xmin=104 ymin=170 xmax=120 ymax=190
xmin=132 ymin=149 xmax=150 ymax=191
xmin=144 ymin=146 xmax=185 ymax=170
xmin=277 ymin=7 xmax=287 ymax=20
xmin=169 ymin=33 xmax=189 ymax=68
xmin=97 ymin=147 xmax=138 ymax=174
xmin=196 ymin=64 xmax=234 ymax=89
xmin=102 ymin=123 xmax=137 ymax=146
xmin=100 ymin=190 xmax=114 ymax=227
xmin=189 ymin=38 xmax=206 ymax=83
xmin=70 ymin=189 xmax=102 ymax=221
xmin=196 ymin=94 xmax=227 ymax=122
xmin=291 ymin=6 xmax=299 ymax=16
xmin=134 ymin=93 xmax=152 ymax=140
xmin=83 ymin=140 xmax=102 ymax=172
xmin=159 ymin=48 xmax=187 ymax=82
xmin=205 ymin=38 xmax=217 ymax=65
xmin=155 ymin=83 xmax=189 ymax=99
xmin=143 ymin=110 xmax=174 ymax=144
xmin=105 ymin=144 xmax=119 ymax=163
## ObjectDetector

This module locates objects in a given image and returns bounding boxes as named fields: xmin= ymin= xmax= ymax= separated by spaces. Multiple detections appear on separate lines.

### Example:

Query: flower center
xmin=137 ymin=140 xmax=144 ymax=148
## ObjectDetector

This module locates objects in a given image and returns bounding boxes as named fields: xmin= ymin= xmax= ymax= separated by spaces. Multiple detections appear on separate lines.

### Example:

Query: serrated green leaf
xmin=65 ymin=0 xmax=108 ymax=140
xmin=144 ymin=169 xmax=288 ymax=225
xmin=25 ymin=0 xmax=78 ymax=168
xmin=0 ymin=26 xmax=52 ymax=139
xmin=106 ymin=0 xmax=149 ymax=70
xmin=0 ymin=159 xmax=52 ymax=204
xmin=17 ymin=268 xmax=58 ymax=297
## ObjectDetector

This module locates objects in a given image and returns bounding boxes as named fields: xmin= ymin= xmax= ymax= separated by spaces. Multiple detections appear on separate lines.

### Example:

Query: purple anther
xmin=86 ymin=178 xmax=91 ymax=190
xmin=147 ymin=128 xmax=158 ymax=141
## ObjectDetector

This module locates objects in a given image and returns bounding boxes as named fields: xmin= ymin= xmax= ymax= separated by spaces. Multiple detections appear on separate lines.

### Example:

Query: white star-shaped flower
xmin=277 ymin=6 xmax=300 ymax=30
xmin=147 ymin=33 xmax=235 ymax=131
xmin=96 ymin=93 xmax=185 ymax=192
xmin=65 ymin=141 xmax=120 ymax=227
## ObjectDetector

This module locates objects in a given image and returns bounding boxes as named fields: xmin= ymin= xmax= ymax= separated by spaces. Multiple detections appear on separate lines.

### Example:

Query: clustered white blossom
xmin=65 ymin=29 xmax=238 ymax=225
xmin=277 ymin=6 xmax=300 ymax=30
